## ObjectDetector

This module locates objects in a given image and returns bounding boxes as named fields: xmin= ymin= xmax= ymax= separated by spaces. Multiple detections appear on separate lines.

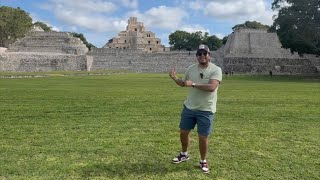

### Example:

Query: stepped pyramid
xmin=103 ymin=17 xmax=165 ymax=52
xmin=1 ymin=31 xmax=88 ymax=72
xmin=220 ymin=28 xmax=318 ymax=75
xmin=224 ymin=28 xmax=300 ymax=58
xmin=7 ymin=31 xmax=88 ymax=55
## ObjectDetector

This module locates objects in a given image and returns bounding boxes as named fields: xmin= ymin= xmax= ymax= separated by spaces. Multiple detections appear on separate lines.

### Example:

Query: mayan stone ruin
xmin=103 ymin=17 xmax=165 ymax=52
xmin=0 ymin=17 xmax=319 ymax=75
xmin=222 ymin=28 xmax=319 ymax=74
xmin=0 ymin=31 xmax=88 ymax=72
xmin=8 ymin=31 xmax=88 ymax=55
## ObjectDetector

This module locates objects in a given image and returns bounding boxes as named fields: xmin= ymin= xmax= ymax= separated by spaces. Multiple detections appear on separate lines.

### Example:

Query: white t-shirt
xmin=182 ymin=62 xmax=222 ymax=113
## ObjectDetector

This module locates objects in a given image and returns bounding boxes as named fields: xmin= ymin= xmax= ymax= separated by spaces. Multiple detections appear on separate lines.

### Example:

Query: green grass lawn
xmin=0 ymin=73 xmax=319 ymax=179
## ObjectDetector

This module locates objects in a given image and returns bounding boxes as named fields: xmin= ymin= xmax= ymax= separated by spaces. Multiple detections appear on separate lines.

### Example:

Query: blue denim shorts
xmin=179 ymin=105 xmax=215 ymax=136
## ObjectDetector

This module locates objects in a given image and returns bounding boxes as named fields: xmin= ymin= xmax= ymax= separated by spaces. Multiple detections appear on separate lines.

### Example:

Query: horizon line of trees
xmin=1 ymin=0 xmax=319 ymax=55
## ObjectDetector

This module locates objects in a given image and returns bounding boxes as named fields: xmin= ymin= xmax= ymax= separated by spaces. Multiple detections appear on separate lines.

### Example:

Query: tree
xmin=33 ymin=21 xmax=52 ymax=32
xmin=222 ymin=36 xmax=228 ymax=45
xmin=169 ymin=30 xmax=223 ymax=51
xmin=189 ymin=31 xmax=203 ymax=50
xmin=232 ymin=21 xmax=270 ymax=31
xmin=70 ymin=32 xmax=96 ymax=50
xmin=271 ymin=0 xmax=320 ymax=55
xmin=169 ymin=30 xmax=191 ymax=50
xmin=203 ymin=35 xmax=223 ymax=51
xmin=0 ymin=6 xmax=33 ymax=47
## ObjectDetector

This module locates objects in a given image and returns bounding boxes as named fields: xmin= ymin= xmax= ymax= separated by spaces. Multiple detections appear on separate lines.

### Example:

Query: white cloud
xmin=189 ymin=0 xmax=202 ymax=10
xmin=205 ymin=0 xmax=263 ymax=18
xmin=29 ymin=12 xmax=61 ymax=31
xmin=252 ymin=10 xmax=275 ymax=25
xmin=38 ymin=0 xmax=127 ymax=32
xmin=70 ymin=26 xmax=78 ymax=32
xmin=47 ymin=0 xmax=117 ymax=13
xmin=158 ymin=32 xmax=170 ymax=46
xmin=201 ymin=0 xmax=275 ymax=25
xmin=46 ymin=24 xmax=61 ymax=31
xmin=141 ymin=6 xmax=187 ymax=30
xmin=214 ymin=33 xmax=225 ymax=39
xmin=178 ymin=24 xmax=210 ymax=34
xmin=121 ymin=0 xmax=138 ymax=9
xmin=55 ymin=9 xmax=127 ymax=32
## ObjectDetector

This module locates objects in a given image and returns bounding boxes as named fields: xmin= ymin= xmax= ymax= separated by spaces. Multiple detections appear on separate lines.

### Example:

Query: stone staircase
xmin=7 ymin=32 xmax=88 ymax=55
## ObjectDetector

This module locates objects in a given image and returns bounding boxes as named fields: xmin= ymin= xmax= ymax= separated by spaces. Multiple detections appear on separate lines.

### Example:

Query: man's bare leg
xmin=180 ymin=129 xmax=191 ymax=152
xmin=198 ymin=134 xmax=208 ymax=160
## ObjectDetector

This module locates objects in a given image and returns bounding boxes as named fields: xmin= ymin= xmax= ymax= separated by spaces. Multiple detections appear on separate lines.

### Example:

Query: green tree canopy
xmin=232 ymin=21 xmax=270 ymax=31
xmin=222 ymin=36 xmax=228 ymax=45
xmin=271 ymin=0 xmax=320 ymax=55
xmin=169 ymin=30 xmax=191 ymax=50
xmin=203 ymin=35 xmax=223 ymax=51
xmin=188 ymin=31 xmax=203 ymax=50
xmin=169 ymin=30 xmax=223 ymax=51
xmin=70 ymin=32 xmax=96 ymax=50
xmin=33 ymin=21 xmax=52 ymax=32
xmin=0 ymin=6 xmax=33 ymax=47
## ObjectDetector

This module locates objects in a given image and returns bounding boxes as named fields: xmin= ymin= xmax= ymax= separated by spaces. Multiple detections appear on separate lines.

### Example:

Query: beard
xmin=199 ymin=60 xmax=209 ymax=65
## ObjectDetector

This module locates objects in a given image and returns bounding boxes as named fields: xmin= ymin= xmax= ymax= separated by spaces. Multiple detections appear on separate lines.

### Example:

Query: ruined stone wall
xmin=88 ymin=48 xmax=195 ymax=73
xmin=303 ymin=54 xmax=320 ymax=72
xmin=224 ymin=57 xmax=318 ymax=75
xmin=0 ymin=49 xmax=318 ymax=75
xmin=0 ymin=52 xmax=87 ymax=72
xmin=1 ymin=28 xmax=318 ymax=75
xmin=87 ymin=48 xmax=222 ymax=73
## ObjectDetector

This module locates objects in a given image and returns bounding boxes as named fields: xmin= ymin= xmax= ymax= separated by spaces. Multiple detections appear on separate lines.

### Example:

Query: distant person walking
xmin=169 ymin=44 xmax=222 ymax=173
xmin=269 ymin=70 xmax=273 ymax=77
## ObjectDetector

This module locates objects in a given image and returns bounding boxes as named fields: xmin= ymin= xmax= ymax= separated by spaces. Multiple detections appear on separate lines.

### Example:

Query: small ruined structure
xmin=221 ymin=28 xmax=318 ymax=74
xmin=31 ymin=25 xmax=44 ymax=32
xmin=103 ymin=17 xmax=165 ymax=52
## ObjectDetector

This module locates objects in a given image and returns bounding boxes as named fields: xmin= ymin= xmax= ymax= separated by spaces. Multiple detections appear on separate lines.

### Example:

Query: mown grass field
xmin=0 ymin=73 xmax=319 ymax=179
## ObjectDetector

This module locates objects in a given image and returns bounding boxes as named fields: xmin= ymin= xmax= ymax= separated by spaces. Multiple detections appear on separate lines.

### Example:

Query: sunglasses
xmin=200 ymin=73 xmax=204 ymax=79
xmin=196 ymin=52 xmax=208 ymax=56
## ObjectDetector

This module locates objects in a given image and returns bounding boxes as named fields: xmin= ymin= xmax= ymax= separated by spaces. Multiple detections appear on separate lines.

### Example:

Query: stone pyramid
xmin=220 ymin=28 xmax=318 ymax=75
xmin=7 ymin=31 xmax=88 ymax=55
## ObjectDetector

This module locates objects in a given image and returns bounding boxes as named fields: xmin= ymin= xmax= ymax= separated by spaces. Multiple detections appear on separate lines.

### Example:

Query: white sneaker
xmin=172 ymin=153 xmax=190 ymax=164
xmin=200 ymin=161 xmax=209 ymax=173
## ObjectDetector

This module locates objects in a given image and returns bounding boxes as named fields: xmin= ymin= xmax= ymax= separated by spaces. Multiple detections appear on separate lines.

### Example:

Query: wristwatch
xmin=192 ymin=83 xmax=196 ymax=87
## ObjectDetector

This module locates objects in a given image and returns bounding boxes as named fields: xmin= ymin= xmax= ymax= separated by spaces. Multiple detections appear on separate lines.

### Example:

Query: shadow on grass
xmin=77 ymin=161 xmax=189 ymax=178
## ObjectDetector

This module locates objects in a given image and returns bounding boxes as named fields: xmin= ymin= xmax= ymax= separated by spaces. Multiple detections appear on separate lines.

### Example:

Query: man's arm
xmin=184 ymin=79 xmax=220 ymax=92
xmin=169 ymin=68 xmax=185 ymax=87
xmin=172 ymin=77 xmax=185 ymax=87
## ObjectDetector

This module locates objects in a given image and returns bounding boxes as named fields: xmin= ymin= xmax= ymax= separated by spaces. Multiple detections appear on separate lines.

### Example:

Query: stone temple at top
xmin=103 ymin=17 xmax=165 ymax=52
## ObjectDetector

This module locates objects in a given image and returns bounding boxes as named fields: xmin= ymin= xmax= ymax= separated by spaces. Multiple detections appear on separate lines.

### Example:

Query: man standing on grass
xmin=169 ymin=44 xmax=222 ymax=173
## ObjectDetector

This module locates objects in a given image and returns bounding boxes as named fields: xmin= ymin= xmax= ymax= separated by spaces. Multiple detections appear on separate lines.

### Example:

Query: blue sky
xmin=1 ymin=0 xmax=276 ymax=48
